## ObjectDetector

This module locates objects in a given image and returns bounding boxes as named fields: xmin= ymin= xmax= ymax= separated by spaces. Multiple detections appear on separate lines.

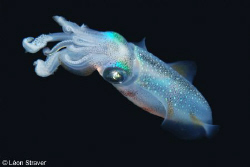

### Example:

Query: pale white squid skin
xmin=22 ymin=16 xmax=219 ymax=139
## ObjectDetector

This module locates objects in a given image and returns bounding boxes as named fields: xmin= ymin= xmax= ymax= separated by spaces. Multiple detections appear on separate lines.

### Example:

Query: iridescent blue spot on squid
xmin=22 ymin=16 xmax=219 ymax=140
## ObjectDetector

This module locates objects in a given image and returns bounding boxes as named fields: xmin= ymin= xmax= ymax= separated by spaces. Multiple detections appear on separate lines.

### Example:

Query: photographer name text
xmin=2 ymin=160 xmax=47 ymax=166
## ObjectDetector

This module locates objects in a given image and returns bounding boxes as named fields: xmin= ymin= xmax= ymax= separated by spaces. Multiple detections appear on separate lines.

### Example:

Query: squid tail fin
xmin=203 ymin=123 xmax=220 ymax=139
xmin=161 ymin=119 xmax=219 ymax=140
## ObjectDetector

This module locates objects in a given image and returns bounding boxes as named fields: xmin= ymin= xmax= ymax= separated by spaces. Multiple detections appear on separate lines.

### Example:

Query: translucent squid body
xmin=22 ymin=16 xmax=219 ymax=139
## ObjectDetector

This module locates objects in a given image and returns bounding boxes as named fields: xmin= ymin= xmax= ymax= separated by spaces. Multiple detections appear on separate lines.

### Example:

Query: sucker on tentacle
xmin=22 ymin=16 xmax=219 ymax=140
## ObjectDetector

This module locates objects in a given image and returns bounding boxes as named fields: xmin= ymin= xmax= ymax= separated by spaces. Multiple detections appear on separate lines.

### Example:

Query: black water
xmin=1 ymin=0 xmax=249 ymax=166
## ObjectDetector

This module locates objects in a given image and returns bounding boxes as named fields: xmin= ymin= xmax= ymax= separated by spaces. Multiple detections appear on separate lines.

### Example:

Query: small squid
xmin=22 ymin=16 xmax=218 ymax=139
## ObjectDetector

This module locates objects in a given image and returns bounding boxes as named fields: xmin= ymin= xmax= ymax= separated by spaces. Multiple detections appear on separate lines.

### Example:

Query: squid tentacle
xmin=33 ymin=52 xmax=60 ymax=77
xmin=22 ymin=33 xmax=72 ymax=53
xmin=53 ymin=16 xmax=85 ymax=34
xmin=43 ymin=40 xmax=73 ymax=56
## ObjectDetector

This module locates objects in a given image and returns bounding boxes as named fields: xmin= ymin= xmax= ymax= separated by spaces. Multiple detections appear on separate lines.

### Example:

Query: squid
xmin=22 ymin=16 xmax=218 ymax=139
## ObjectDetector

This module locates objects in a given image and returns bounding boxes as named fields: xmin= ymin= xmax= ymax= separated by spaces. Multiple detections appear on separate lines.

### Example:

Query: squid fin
xmin=203 ymin=123 xmax=220 ymax=139
xmin=161 ymin=118 xmax=219 ymax=140
xmin=161 ymin=119 xmax=206 ymax=140
xmin=133 ymin=38 xmax=147 ymax=51
xmin=169 ymin=61 xmax=197 ymax=83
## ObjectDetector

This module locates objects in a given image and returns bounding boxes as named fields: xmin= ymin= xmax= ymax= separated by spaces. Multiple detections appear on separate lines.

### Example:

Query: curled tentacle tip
xmin=53 ymin=16 xmax=66 ymax=25
xmin=22 ymin=37 xmax=39 ymax=53
xmin=33 ymin=60 xmax=51 ymax=77
xmin=42 ymin=47 xmax=50 ymax=55
xmin=24 ymin=37 xmax=34 ymax=42
xmin=23 ymin=35 xmax=52 ymax=53
xmin=52 ymin=15 xmax=63 ymax=21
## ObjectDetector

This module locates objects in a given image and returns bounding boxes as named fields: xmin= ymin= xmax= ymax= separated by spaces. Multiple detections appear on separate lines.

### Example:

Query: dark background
xmin=1 ymin=0 xmax=249 ymax=166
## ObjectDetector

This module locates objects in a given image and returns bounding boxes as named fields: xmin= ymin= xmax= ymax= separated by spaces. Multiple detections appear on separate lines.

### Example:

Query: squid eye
xmin=103 ymin=67 xmax=127 ymax=84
